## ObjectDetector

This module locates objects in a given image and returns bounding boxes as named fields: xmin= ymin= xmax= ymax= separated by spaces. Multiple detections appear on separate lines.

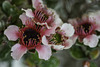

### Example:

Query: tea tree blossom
xmin=21 ymin=0 xmax=63 ymax=29
xmin=68 ymin=14 xmax=100 ymax=48
xmin=83 ymin=61 xmax=90 ymax=67
xmin=4 ymin=22 xmax=52 ymax=60
xmin=42 ymin=23 xmax=76 ymax=50
xmin=88 ymin=11 xmax=100 ymax=32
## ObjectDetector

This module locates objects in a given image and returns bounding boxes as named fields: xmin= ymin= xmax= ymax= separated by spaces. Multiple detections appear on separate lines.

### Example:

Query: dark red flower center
xmin=81 ymin=23 xmax=91 ymax=33
xmin=23 ymin=28 xmax=40 ymax=45
xmin=76 ymin=22 xmax=94 ymax=37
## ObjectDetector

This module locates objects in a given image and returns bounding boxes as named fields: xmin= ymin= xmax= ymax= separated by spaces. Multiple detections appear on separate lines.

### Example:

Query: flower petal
xmin=19 ymin=13 xmax=30 ymax=25
xmin=94 ymin=16 xmax=100 ymax=32
xmin=43 ymin=26 xmax=56 ymax=36
xmin=42 ymin=36 xmax=48 ymax=45
xmin=54 ymin=14 xmax=63 ymax=26
xmin=4 ymin=25 xmax=19 ymax=41
xmin=22 ymin=9 xmax=34 ymax=18
xmin=95 ymin=25 xmax=100 ymax=32
xmin=70 ymin=35 xmax=78 ymax=45
xmin=48 ymin=8 xmax=63 ymax=26
xmin=11 ymin=43 xmax=27 ymax=60
xmin=64 ymin=40 xmax=73 ymax=49
xmin=32 ymin=0 xmax=44 ymax=8
xmin=64 ymin=39 xmax=74 ymax=49
xmin=89 ymin=11 xmax=100 ymax=32
xmin=61 ymin=23 xmax=75 ymax=37
xmin=52 ymin=45 xmax=64 ymax=50
xmin=64 ymin=35 xmax=78 ymax=49
xmin=83 ymin=34 xmax=99 ymax=48
xmin=68 ymin=19 xmax=78 ymax=26
xmin=36 ymin=45 xmax=52 ymax=60
xmin=36 ymin=22 xmax=50 ymax=29
xmin=82 ymin=14 xmax=89 ymax=21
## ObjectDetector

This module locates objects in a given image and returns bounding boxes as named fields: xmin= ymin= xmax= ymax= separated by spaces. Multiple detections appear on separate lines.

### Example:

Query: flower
xmin=4 ymin=22 xmax=52 ymax=60
xmin=42 ymin=23 xmax=76 ymax=50
xmin=83 ymin=61 xmax=90 ymax=67
xmin=20 ymin=0 xmax=63 ymax=29
xmin=68 ymin=14 xmax=100 ymax=48
xmin=88 ymin=11 xmax=100 ymax=32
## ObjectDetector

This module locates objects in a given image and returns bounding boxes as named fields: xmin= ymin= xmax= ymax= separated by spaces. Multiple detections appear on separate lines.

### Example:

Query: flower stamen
xmin=34 ymin=10 xmax=48 ymax=23
xmin=76 ymin=22 xmax=95 ymax=37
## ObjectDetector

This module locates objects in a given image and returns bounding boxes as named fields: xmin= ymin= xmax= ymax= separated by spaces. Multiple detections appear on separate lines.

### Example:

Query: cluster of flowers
xmin=4 ymin=0 xmax=100 ymax=60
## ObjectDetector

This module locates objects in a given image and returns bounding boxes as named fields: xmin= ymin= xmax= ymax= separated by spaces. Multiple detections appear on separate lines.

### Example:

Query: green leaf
xmin=44 ymin=0 xmax=58 ymax=9
xmin=2 ymin=1 xmax=19 ymax=16
xmin=24 ymin=51 xmax=41 ymax=66
xmin=31 ymin=51 xmax=41 ymax=63
xmin=0 ymin=0 xmax=4 ymax=6
xmin=2 ymin=1 xmax=12 ymax=16
xmin=0 ymin=20 xmax=10 ymax=31
xmin=70 ymin=45 xmax=86 ymax=60
xmin=89 ymin=49 xmax=100 ymax=60
xmin=2 ymin=1 xmax=21 ymax=19
xmin=90 ymin=62 xmax=98 ymax=67
xmin=0 ymin=33 xmax=4 ymax=44
xmin=0 ymin=45 xmax=11 ymax=59
xmin=39 ymin=56 xmax=59 ymax=67
xmin=11 ymin=0 xmax=26 ymax=6
xmin=75 ymin=39 xmax=84 ymax=46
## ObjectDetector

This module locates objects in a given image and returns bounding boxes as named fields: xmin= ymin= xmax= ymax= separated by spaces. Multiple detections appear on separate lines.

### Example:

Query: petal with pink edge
xmin=36 ymin=22 xmax=50 ymax=29
xmin=64 ymin=35 xmax=78 ymax=49
xmin=32 ymin=0 xmax=44 ymax=8
xmin=36 ymin=45 xmax=52 ymax=60
xmin=19 ymin=13 xmax=30 ymax=25
xmin=54 ymin=13 xmax=63 ymax=26
xmin=70 ymin=35 xmax=78 ymax=45
xmin=11 ymin=43 xmax=27 ymax=60
xmin=95 ymin=25 xmax=100 ymax=32
xmin=22 ymin=9 xmax=34 ymax=18
xmin=61 ymin=23 xmax=75 ymax=37
xmin=64 ymin=39 xmax=73 ymax=49
xmin=44 ymin=26 xmax=56 ymax=36
xmin=89 ymin=11 xmax=100 ymax=32
xmin=4 ymin=25 xmax=19 ymax=41
xmin=68 ymin=19 xmax=78 ymax=26
xmin=83 ymin=34 xmax=99 ymax=48
xmin=48 ymin=8 xmax=63 ymax=26
xmin=82 ymin=14 xmax=89 ymax=21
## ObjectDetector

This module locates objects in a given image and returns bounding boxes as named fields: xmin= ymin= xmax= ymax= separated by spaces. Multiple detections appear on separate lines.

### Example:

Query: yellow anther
xmin=89 ymin=26 xmax=91 ymax=29
xmin=81 ymin=26 xmax=83 ymax=28
xmin=25 ymin=35 xmax=27 ymax=37
xmin=26 ymin=41 xmax=28 ymax=43
xmin=25 ymin=26 xmax=28 ymax=27
xmin=86 ymin=30 xmax=88 ymax=33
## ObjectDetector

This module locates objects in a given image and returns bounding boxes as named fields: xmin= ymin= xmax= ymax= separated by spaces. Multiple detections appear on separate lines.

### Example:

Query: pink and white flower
xmin=21 ymin=0 xmax=63 ymax=29
xmin=88 ymin=11 xmax=100 ymax=32
xmin=42 ymin=23 xmax=76 ymax=50
xmin=68 ymin=14 xmax=100 ymax=48
xmin=4 ymin=22 xmax=52 ymax=60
